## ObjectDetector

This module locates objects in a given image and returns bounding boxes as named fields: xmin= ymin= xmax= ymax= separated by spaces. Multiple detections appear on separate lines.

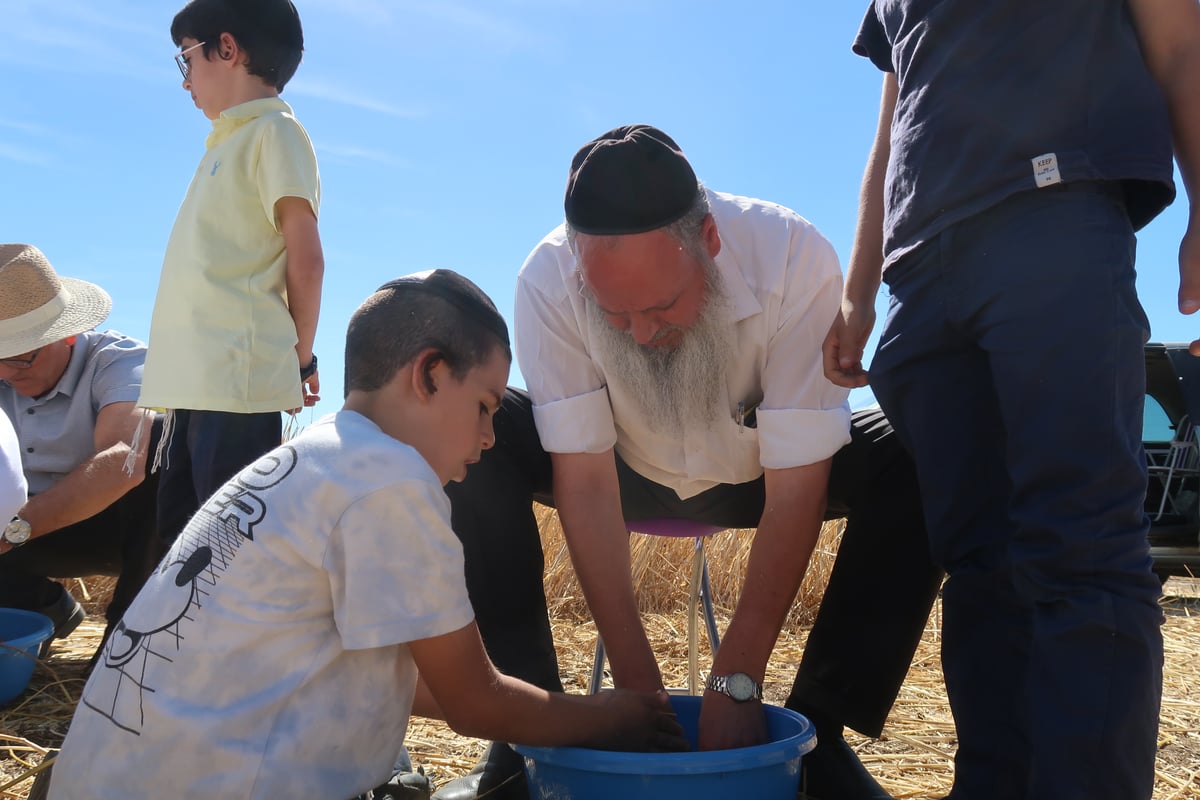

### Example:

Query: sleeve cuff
xmin=531 ymin=387 xmax=618 ymax=453
xmin=757 ymin=407 xmax=852 ymax=469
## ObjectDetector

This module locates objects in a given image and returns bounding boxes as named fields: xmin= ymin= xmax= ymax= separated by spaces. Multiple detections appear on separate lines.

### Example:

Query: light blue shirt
xmin=0 ymin=329 xmax=145 ymax=495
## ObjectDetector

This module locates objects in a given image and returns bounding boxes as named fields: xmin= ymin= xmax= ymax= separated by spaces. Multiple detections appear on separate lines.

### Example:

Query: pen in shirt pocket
xmin=735 ymin=400 xmax=759 ymax=433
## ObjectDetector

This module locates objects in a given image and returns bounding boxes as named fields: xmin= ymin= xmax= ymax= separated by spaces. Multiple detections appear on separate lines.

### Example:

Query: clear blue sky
xmin=3 ymin=2 xmax=1195 ymax=414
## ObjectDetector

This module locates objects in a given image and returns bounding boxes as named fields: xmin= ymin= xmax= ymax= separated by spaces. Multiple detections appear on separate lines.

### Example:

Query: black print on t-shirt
xmin=81 ymin=446 xmax=299 ymax=735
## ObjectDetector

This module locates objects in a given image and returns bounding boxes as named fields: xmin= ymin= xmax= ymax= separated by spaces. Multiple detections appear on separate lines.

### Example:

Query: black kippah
xmin=564 ymin=124 xmax=700 ymax=235
xmin=376 ymin=270 xmax=510 ymax=346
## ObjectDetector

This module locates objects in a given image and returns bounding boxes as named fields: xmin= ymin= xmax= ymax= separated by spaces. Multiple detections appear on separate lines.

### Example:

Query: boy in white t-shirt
xmin=49 ymin=270 xmax=685 ymax=800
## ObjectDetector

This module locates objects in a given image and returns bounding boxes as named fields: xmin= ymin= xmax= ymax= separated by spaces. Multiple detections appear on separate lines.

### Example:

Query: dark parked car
xmin=1144 ymin=342 xmax=1200 ymax=580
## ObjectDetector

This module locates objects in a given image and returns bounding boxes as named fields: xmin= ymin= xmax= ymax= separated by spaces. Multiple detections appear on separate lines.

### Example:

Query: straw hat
xmin=0 ymin=244 xmax=112 ymax=359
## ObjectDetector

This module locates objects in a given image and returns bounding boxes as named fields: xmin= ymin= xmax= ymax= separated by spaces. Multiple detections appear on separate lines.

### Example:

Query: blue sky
xmin=2 ymin=2 xmax=1195 ymax=414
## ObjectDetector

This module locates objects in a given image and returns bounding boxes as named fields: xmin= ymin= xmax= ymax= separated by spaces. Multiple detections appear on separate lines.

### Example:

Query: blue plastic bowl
xmin=515 ymin=695 xmax=816 ymax=800
xmin=0 ymin=609 xmax=53 ymax=704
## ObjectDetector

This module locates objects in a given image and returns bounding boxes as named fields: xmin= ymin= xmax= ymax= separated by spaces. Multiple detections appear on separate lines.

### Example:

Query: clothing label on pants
xmin=1032 ymin=153 xmax=1062 ymax=187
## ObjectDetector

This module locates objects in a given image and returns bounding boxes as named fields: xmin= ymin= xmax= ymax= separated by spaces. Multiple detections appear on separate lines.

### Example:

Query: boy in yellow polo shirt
xmin=141 ymin=0 xmax=324 ymax=544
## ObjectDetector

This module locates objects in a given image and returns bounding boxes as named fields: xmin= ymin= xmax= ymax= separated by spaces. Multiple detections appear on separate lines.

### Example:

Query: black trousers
xmin=0 ymin=417 xmax=165 ymax=632
xmin=0 ymin=472 xmax=163 ymax=628
xmin=444 ymin=389 xmax=943 ymax=737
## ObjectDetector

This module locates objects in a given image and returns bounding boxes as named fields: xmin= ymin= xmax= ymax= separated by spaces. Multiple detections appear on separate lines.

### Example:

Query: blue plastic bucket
xmin=515 ymin=695 xmax=816 ymax=800
xmin=0 ymin=609 xmax=53 ymax=704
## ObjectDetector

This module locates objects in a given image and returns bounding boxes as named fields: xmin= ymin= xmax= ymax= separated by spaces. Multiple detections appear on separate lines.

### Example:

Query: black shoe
xmin=431 ymin=742 xmax=528 ymax=800
xmin=799 ymin=736 xmax=893 ymax=800
xmin=365 ymin=766 xmax=434 ymax=800
xmin=36 ymin=587 xmax=86 ymax=658
xmin=348 ymin=746 xmax=433 ymax=800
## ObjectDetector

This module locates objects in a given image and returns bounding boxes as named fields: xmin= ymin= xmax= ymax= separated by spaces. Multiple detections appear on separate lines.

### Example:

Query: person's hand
xmin=697 ymin=691 xmax=768 ymax=751
xmin=822 ymin=301 xmax=875 ymax=388
xmin=588 ymin=688 xmax=689 ymax=753
xmin=301 ymin=369 xmax=320 ymax=407
xmin=1178 ymin=220 xmax=1200 ymax=355
xmin=287 ymin=370 xmax=321 ymax=415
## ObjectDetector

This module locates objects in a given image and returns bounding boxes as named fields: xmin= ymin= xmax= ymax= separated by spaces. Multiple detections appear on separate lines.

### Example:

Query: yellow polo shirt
xmin=141 ymin=97 xmax=320 ymax=413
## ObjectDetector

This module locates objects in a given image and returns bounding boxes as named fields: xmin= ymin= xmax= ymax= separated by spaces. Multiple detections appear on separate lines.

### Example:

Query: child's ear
xmin=412 ymin=349 xmax=444 ymax=401
xmin=218 ymin=31 xmax=239 ymax=62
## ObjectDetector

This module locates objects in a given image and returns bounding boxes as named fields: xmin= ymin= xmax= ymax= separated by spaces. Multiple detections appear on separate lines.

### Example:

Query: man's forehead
xmin=576 ymin=229 xmax=683 ymax=272
xmin=578 ymin=245 xmax=700 ymax=314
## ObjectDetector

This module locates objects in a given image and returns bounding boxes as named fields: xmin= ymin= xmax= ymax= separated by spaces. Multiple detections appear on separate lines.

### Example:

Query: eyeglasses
xmin=175 ymin=41 xmax=206 ymax=81
xmin=0 ymin=348 xmax=42 ymax=370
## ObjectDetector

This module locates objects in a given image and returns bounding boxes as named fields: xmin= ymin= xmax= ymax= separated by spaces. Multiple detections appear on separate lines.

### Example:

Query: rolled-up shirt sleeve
xmin=852 ymin=4 xmax=894 ymax=72
xmin=515 ymin=236 xmax=618 ymax=454
xmin=757 ymin=220 xmax=851 ymax=469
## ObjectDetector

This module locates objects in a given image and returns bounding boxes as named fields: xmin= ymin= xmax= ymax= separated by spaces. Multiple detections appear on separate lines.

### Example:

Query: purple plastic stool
xmin=589 ymin=519 xmax=727 ymax=695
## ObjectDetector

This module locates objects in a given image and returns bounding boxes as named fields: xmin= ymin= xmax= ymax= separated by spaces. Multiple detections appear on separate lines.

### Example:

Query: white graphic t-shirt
xmin=49 ymin=411 xmax=474 ymax=800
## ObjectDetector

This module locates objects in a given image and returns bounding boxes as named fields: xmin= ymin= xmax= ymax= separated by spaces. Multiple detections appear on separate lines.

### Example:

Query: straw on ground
xmin=2 ymin=508 xmax=1198 ymax=799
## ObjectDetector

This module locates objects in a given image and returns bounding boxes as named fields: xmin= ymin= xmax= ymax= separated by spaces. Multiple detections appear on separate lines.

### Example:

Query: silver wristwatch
xmin=3 ymin=516 xmax=32 ymax=548
xmin=705 ymin=671 xmax=763 ymax=703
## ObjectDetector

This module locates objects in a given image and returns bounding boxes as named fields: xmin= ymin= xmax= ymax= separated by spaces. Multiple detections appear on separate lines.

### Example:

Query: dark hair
xmin=344 ymin=270 xmax=511 ymax=396
xmin=171 ymin=0 xmax=304 ymax=91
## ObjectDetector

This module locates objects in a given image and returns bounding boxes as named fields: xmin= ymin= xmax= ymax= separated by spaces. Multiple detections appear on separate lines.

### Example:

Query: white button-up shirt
xmin=515 ymin=190 xmax=851 ymax=500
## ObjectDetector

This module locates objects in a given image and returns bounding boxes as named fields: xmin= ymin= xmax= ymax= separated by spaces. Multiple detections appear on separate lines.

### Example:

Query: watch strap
xmin=705 ymin=671 xmax=764 ymax=702
xmin=300 ymin=353 xmax=318 ymax=381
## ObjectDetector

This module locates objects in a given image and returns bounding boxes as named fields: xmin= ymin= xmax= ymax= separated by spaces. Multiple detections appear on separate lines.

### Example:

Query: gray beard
xmin=585 ymin=264 xmax=734 ymax=436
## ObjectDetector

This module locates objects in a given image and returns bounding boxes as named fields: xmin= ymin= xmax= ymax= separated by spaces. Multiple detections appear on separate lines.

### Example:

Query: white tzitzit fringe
xmin=123 ymin=408 xmax=175 ymax=477
xmin=123 ymin=408 xmax=155 ymax=476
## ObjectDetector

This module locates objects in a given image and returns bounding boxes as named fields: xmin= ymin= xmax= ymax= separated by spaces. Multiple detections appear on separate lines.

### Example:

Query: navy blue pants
xmin=870 ymin=184 xmax=1164 ymax=800
xmin=156 ymin=409 xmax=282 ymax=544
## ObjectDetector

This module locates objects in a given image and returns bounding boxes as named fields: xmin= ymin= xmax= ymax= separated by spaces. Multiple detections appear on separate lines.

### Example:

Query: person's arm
xmin=1127 ymin=0 xmax=1200 ymax=351
xmin=277 ymin=195 xmax=324 ymax=407
xmin=410 ymin=619 xmax=686 ymax=751
xmin=411 ymin=672 xmax=443 ymax=720
xmin=552 ymin=449 xmax=664 ymax=692
xmin=823 ymin=72 xmax=897 ymax=388
xmin=0 ymin=413 xmax=26 ymax=525
xmin=696 ymin=459 xmax=831 ymax=751
xmin=11 ymin=402 xmax=150 ymax=544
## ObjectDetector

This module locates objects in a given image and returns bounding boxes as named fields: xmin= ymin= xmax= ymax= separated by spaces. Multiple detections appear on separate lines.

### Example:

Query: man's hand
xmin=1180 ymin=221 xmax=1200 ymax=354
xmin=697 ymin=692 xmax=768 ymax=751
xmin=822 ymin=301 xmax=875 ymax=388
xmin=1126 ymin=1 xmax=1200 ymax=352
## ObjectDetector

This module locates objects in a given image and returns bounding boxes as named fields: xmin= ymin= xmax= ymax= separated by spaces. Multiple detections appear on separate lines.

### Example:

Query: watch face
xmin=4 ymin=518 xmax=31 ymax=545
xmin=726 ymin=672 xmax=757 ymax=702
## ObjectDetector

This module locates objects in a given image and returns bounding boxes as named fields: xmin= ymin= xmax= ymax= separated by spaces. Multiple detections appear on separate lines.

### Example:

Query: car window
xmin=1144 ymin=395 xmax=1174 ymax=443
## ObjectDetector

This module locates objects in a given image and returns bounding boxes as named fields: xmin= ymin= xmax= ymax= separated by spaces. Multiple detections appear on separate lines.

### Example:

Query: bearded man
xmin=434 ymin=125 xmax=943 ymax=800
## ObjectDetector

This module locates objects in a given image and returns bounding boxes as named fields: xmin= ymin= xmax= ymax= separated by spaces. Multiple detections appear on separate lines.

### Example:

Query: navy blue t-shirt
xmin=855 ymin=0 xmax=1176 ymax=267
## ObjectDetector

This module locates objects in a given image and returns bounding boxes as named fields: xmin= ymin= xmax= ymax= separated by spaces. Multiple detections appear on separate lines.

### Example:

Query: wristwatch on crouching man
xmin=3 ymin=516 xmax=32 ymax=548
